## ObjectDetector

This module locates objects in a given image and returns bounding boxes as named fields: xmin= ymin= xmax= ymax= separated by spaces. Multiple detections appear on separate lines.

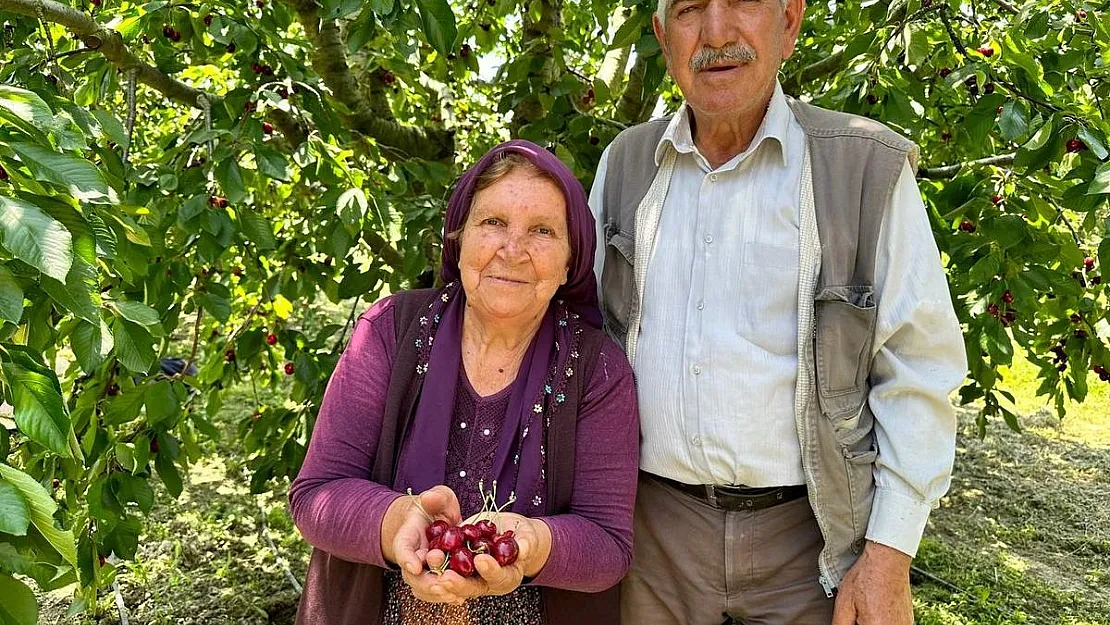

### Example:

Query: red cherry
xmin=984 ymin=83 xmax=995 ymax=94
xmin=150 ymin=438 xmax=160 ymax=453
xmin=996 ymin=106 xmax=1004 ymax=114
xmin=461 ymin=524 xmax=482 ymax=543
xmin=475 ymin=536 xmax=496 ymax=554
xmin=284 ymin=362 xmax=295 ymax=375
xmin=0 ymin=165 xmax=8 ymax=181
xmin=941 ymin=130 xmax=952 ymax=142
xmin=991 ymin=194 xmax=1003 ymax=205
xmin=226 ymin=42 xmax=237 ymax=53
xmin=1001 ymin=290 xmax=1014 ymax=304
xmin=1000 ymin=311 xmax=1016 ymax=327
xmin=225 ymin=349 xmax=236 ymax=362
xmin=251 ymin=63 xmax=263 ymax=74
xmin=98 ymin=554 xmax=106 ymax=567
xmin=203 ymin=14 xmax=213 ymax=25
xmin=1071 ymin=313 xmax=1082 ymax=324
xmin=959 ymin=220 xmax=976 ymax=233
xmin=1085 ymin=257 xmax=1095 ymax=270
xmin=262 ymin=64 xmax=274 ymax=76
xmin=52 ymin=478 xmax=61 ymax=488
xmin=1067 ymin=139 xmax=1087 ymax=153
xmin=987 ymin=303 xmax=1000 ymax=317
xmin=426 ymin=520 xmax=449 ymax=543
xmin=1094 ymin=365 xmax=1105 ymax=375
xmin=107 ymin=383 xmax=120 ymax=396
xmin=1101 ymin=371 xmax=1110 ymax=382
xmin=1058 ymin=363 xmax=1068 ymax=372
xmin=1075 ymin=329 xmax=1089 ymax=339
xmin=439 ymin=526 xmax=464 ymax=552
xmin=449 ymin=547 xmax=476 ymax=576
xmin=475 ymin=519 xmax=497 ymax=539
xmin=266 ymin=333 xmax=278 ymax=345
xmin=262 ymin=122 xmax=274 ymax=135
xmin=256 ymin=0 xmax=264 ymax=7
xmin=1077 ymin=8 xmax=1087 ymax=20
xmin=1093 ymin=276 xmax=1102 ymax=285
xmin=977 ymin=46 xmax=994 ymax=57
xmin=251 ymin=411 xmax=261 ymax=421
xmin=939 ymin=67 xmax=951 ymax=78
xmin=491 ymin=536 xmax=519 ymax=567
xmin=90 ymin=0 xmax=101 ymax=6
xmin=460 ymin=44 xmax=472 ymax=59
xmin=867 ymin=94 xmax=878 ymax=105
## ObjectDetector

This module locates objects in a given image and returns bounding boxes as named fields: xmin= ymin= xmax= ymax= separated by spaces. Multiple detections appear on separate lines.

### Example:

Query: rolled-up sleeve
xmin=288 ymin=298 xmax=402 ymax=568
xmin=865 ymin=160 xmax=968 ymax=557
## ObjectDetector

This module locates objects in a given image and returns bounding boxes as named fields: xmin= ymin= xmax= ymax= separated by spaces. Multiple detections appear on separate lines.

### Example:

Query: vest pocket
xmin=814 ymin=285 xmax=877 ymax=421
xmin=600 ymin=227 xmax=635 ymax=343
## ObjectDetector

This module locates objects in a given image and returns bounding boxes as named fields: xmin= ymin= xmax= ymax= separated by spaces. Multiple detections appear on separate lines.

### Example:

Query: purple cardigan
xmin=289 ymin=295 xmax=639 ymax=592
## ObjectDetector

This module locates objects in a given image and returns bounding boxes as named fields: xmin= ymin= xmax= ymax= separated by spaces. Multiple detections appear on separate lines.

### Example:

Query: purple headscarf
xmin=393 ymin=140 xmax=602 ymax=513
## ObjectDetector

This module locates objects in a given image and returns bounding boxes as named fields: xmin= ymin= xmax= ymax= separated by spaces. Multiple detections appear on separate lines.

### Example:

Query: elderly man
xmin=589 ymin=0 xmax=967 ymax=624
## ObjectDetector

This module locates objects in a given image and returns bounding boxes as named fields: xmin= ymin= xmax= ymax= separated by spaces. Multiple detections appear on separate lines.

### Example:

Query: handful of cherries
xmin=413 ymin=480 xmax=521 ymax=578
xmin=425 ymin=518 xmax=519 ymax=577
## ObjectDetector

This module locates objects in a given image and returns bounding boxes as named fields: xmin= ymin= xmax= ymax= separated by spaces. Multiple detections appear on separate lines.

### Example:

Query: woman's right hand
xmin=381 ymin=485 xmax=461 ymax=576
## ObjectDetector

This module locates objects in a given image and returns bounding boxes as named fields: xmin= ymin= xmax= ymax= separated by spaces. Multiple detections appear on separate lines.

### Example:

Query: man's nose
xmin=701 ymin=1 xmax=736 ymax=48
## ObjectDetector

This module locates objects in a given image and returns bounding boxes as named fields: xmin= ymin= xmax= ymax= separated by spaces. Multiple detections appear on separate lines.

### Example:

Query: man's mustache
xmin=689 ymin=43 xmax=758 ymax=72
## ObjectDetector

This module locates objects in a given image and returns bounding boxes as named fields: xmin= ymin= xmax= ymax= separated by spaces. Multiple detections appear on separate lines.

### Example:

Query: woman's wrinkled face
xmin=458 ymin=167 xmax=572 ymax=325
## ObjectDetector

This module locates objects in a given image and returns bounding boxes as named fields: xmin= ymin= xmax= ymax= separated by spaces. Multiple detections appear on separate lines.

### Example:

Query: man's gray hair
xmin=655 ymin=0 xmax=789 ymax=31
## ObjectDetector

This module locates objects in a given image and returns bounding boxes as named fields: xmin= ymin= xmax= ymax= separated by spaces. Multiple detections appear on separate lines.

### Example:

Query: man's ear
xmin=781 ymin=0 xmax=806 ymax=60
xmin=653 ymin=14 xmax=672 ymax=71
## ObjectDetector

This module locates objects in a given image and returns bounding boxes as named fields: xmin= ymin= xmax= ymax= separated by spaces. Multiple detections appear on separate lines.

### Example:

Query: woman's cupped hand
xmin=382 ymin=488 xmax=551 ymax=605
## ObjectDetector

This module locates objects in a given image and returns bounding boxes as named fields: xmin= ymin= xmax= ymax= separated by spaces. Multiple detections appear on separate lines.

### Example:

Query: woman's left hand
xmin=434 ymin=512 xmax=552 ymax=599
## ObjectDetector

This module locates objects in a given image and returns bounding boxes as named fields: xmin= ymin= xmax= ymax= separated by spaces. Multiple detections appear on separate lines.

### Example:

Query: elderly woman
xmin=289 ymin=140 xmax=639 ymax=625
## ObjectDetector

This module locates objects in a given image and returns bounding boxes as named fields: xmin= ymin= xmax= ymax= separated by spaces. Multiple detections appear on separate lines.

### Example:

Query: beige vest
xmin=599 ymin=99 xmax=918 ymax=592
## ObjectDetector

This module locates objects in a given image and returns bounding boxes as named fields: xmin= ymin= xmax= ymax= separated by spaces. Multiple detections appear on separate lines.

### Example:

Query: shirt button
xmin=483 ymin=429 xmax=491 ymax=436
xmin=460 ymin=422 xmax=467 ymax=429
xmin=709 ymin=174 xmax=718 ymax=183
xmin=459 ymin=470 xmax=467 ymax=478
xmin=692 ymin=365 xmax=702 ymax=375
xmin=691 ymin=436 xmax=702 ymax=446
xmin=696 ymin=301 xmax=704 ymax=310
xmin=704 ymin=234 xmax=713 ymax=244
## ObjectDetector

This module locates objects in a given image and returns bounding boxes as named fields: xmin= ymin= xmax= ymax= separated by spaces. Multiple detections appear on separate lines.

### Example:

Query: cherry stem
xmin=405 ymin=488 xmax=435 ymax=523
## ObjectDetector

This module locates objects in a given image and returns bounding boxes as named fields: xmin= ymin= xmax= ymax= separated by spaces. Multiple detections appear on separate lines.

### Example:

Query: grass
xmin=35 ymin=349 xmax=1110 ymax=624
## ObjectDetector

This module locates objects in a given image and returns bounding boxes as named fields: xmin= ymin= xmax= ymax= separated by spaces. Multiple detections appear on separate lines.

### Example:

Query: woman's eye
xmin=483 ymin=218 xmax=501 ymax=226
xmin=536 ymin=226 xmax=554 ymax=236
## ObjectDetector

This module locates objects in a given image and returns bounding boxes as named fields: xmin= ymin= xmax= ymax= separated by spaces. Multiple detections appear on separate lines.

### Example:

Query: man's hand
xmin=832 ymin=541 xmax=914 ymax=625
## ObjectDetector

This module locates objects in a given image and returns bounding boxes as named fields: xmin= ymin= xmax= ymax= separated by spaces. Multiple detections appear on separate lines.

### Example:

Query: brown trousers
xmin=621 ymin=473 xmax=836 ymax=625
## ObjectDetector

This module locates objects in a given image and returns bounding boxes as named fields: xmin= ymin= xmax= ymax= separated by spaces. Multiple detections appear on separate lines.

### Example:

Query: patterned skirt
xmin=382 ymin=571 xmax=545 ymax=625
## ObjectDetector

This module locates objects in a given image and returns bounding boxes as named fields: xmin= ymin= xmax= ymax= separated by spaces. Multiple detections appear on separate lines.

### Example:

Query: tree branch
xmin=615 ymin=53 xmax=654 ymax=124
xmin=918 ymin=153 xmax=1016 ymax=179
xmin=0 ymin=0 xmax=207 ymax=107
xmin=988 ymin=0 xmax=1019 ymax=15
xmin=283 ymin=0 xmax=453 ymax=160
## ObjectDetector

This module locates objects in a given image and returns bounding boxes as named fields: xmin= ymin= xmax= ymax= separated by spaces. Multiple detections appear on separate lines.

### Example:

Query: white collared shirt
xmin=590 ymin=82 xmax=966 ymax=556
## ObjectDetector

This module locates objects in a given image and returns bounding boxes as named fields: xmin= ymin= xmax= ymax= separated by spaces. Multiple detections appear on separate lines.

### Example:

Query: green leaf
xmin=369 ymin=0 xmax=392 ymax=13
xmin=238 ymin=208 xmax=276 ymax=251
xmin=0 ymin=266 xmax=24 ymax=325
xmin=110 ymin=318 xmax=156 ymax=374
xmin=0 ymin=480 xmax=31 ymax=536
xmin=71 ymin=319 xmax=114 ymax=374
xmin=1090 ymin=162 xmax=1110 ymax=195
xmin=90 ymin=110 xmax=128 ymax=147
xmin=113 ymin=474 xmax=154 ymax=514
xmin=337 ymin=188 xmax=368 ymax=225
xmin=609 ymin=11 xmax=645 ymax=50
xmin=417 ymin=0 xmax=457 ymax=55
xmin=0 ymin=573 xmax=38 ymax=625
xmin=9 ymin=143 xmax=115 ymax=204
xmin=215 ymin=159 xmax=246 ymax=204
xmin=103 ymin=388 xmax=145 ymax=426
xmin=40 ymin=256 xmax=100 ymax=324
xmin=110 ymin=301 xmax=163 ymax=335
xmin=199 ymin=292 xmax=231 ymax=323
xmin=1 ymin=361 xmax=71 ymax=457
xmin=144 ymin=381 xmax=180 ymax=427
xmin=154 ymin=452 xmax=182 ymax=498
xmin=0 ymin=196 xmax=74 ymax=282
xmin=0 ymin=85 xmax=53 ymax=137
xmin=1078 ymin=127 xmax=1109 ymax=161
xmin=320 ymin=0 xmax=362 ymax=20
xmin=998 ymin=101 xmax=1028 ymax=142
xmin=272 ymin=294 xmax=294 ymax=319
xmin=0 ymin=463 xmax=77 ymax=567
xmin=255 ymin=145 xmax=289 ymax=181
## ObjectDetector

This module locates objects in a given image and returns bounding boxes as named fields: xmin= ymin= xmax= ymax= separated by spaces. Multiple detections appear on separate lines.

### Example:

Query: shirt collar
xmin=654 ymin=81 xmax=792 ymax=170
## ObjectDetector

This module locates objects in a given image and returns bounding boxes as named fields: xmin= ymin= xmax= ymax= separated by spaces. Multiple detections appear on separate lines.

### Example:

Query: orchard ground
xmin=35 ymin=351 xmax=1110 ymax=625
